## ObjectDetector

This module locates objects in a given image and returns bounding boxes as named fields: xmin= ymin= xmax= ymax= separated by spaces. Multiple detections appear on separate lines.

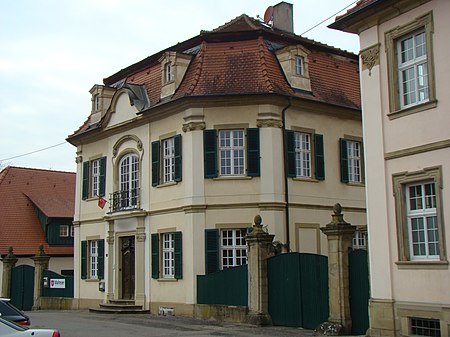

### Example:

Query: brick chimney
xmin=272 ymin=2 xmax=294 ymax=33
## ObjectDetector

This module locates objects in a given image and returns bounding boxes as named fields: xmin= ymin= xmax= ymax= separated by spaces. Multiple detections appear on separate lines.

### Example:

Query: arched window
xmin=117 ymin=153 xmax=139 ymax=210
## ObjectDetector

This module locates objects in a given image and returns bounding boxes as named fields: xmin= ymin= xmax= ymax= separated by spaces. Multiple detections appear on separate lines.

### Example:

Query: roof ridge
xmin=210 ymin=14 xmax=247 ymax=32
xmin=257 ymin=36 xmax=275 ymax=92
xmin=1 ymin=166 xmax=75 ymax=175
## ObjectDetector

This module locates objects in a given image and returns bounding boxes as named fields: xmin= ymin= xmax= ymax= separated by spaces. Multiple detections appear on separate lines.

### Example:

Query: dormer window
xmin=295 ymin=56 xmax=304 ymax=76
xmin=165 ymin=62 xmax=173 ymax=83
xmin=94 ymin=94 xmax=100 ymax=112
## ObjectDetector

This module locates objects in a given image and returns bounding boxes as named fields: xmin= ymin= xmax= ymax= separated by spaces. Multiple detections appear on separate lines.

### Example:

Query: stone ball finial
xmin=333 ymin=203 xmax=342 ymax=215
xmin=254 ymin=215 xmax=262 ymax=227
xmin=37 ymin=244 xmax=46 ymax=256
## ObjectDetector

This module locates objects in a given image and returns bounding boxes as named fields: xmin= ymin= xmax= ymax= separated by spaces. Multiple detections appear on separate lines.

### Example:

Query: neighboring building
xmin=67 ymin=2 xmax=366 ymax=314
xmin=330 ymin=0 xmax=450 ymax=336
xmin=0 ymin=166 xmax=75 ymax=289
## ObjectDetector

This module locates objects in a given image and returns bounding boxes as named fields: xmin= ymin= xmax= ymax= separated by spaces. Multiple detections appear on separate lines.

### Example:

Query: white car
xmin=0 ymin=316 xmax=60 ymax=337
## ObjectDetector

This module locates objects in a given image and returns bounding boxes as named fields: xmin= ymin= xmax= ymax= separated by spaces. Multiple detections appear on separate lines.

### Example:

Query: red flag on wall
xmin=98 ymin=196 xmax=107 ymax=209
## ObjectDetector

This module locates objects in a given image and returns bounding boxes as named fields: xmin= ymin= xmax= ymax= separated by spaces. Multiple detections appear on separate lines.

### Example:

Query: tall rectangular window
xmin=406 ymin=182 xmax=439 ymax=260
xmin=398 ymin=30 xmax=428 ymax=108
xmin=89 ymin=240 xmax=98 ymax=279
xmin=219 ymin=130 xmax=245 ymax=176
xmin=165 ymin=62 xmax=173 ymax=82
xmin=347 ymin=140 xmax=362 ymax=183
xmin=221 ymin=229 xmax=247 ymax=269
xmin=294 ymin=132 xmax=311 ymax=177
xmin=162 ymin=233 xmax=175 ymax=278
xmin=295 ymin=56 xmax=304 ymax=76
xmin=163 ymin=138 xmax=175 ymax=183
xmin=91 ymin=159 xmax=100 ymax=197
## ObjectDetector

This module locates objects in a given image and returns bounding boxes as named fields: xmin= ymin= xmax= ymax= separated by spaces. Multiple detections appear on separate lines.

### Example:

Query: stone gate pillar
xmin=1 ymin=247 xmax=18 ymax=298
xmin=320 ymin=203 xmax=356 ymax=334
xmin=31 ymin=245 xmax=50 ymax=310
xmin=244 ymin=215 xmax=275 ymax=326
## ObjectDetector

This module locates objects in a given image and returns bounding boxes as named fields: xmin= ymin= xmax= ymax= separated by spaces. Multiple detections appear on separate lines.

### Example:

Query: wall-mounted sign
xmin=50 ymin=279 xmax=65 ymax=289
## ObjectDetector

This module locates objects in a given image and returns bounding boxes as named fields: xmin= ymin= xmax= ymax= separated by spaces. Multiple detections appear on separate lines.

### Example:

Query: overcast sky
xmin=0 ymin=0 xmax=359 ymax=173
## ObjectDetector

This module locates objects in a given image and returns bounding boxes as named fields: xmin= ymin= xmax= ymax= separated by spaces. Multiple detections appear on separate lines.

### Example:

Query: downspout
xmin=281 ymin=98 xmax=292 ymax=252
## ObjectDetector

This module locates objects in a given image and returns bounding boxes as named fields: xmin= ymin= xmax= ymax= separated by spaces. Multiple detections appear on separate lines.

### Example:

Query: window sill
xmin=292 ymin=177 xmax=319 ymax=183
xmin=84 ymin=278 xmax=100 ymax=282
xmin=155 ymin=181 xmax=178 ymax=188
xmin=157 ymin=277 xmax=178 ymax=282
xmin=213 ymin=176 xmax=253 ymax=181
xmin=345 ymin=181 xmax=365 ymax=187
xmin=396 ymin=260 xmax=448 ymax=270
xmin=388 ymin=100 xmax=437 ymax=120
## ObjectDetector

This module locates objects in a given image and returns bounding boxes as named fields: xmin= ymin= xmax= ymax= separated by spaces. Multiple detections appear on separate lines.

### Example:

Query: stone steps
xmin=89 ymin=300 xmax=149 ymax=314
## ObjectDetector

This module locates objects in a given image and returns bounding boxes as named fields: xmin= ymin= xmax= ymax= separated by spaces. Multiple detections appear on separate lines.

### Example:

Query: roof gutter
xmin=328 ymin=0 xmax=386 ymax=32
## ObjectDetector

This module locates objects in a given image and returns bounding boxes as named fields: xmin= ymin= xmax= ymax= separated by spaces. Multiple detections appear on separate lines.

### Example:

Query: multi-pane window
xmin=94 ymin=94 xmax=100 ymax=112
xmin=89 ymin=240 xmax=98 ymax=279
xmin=347 ymin=140 xmax=362 ymax=183
xmin=294 ymin=132 xmax=311 ymax=177
xmin=352 ymin=230 xmax=367 ymax=250
xmin=219 ymin=130 xmax=245 ymax=176
xmin=410 ymin=318 xmax=441 ymax=337
xmin=295 ymin=56 xmax=304 ymax=76
xmin=221 ymin=229 xmax=247 ymax=269
xmin=398 ymin=30 xmax=428 ymax=108
xmin=60 ymin=225 xmax=69 ymax=238
xmin=163 ymin=138 xmax=175 ymax=183
xmin=162 ymin=233 xmax=175 ymax=278
xmin=119 ymin=154 xmax=139 ymax=209
xmin=406 ymin=182 xmax=439 ymax=260
xmin=70 ymin=226 xmax=75 ymax=238
xmin=165 ymin=62 xmax=173 ymax=82
xmin=91 ymin=159 xmax=100 ymax=197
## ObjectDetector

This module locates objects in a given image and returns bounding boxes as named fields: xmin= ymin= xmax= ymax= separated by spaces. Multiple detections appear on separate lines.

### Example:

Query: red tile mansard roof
xmin=68 ymin=13 xmax=360 ymax=140
xmin=0 ymin=166 xmax=75 ymax=256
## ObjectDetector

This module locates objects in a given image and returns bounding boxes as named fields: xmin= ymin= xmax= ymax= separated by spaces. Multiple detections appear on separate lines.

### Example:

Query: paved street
xmin=27 ymin=310 xmax=314 ymax=337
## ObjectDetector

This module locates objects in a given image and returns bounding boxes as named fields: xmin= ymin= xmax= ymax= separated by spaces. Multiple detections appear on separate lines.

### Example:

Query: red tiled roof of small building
xmin=0 ymin=166 xmax=75 ymax=256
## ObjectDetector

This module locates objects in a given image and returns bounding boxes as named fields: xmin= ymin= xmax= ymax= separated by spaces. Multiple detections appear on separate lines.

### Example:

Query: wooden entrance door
xmin=120 ymin=236 xmax=135 ymax=299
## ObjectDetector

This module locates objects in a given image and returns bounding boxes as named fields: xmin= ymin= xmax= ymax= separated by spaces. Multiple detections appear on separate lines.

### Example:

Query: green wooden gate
xmin=349 ymin=249 xmax=370 ymax=335
xmin=268 ymin=253 xmax=329 ymax=329
xmin=42 ymin=270 xmax=74 ymax=298
xmin=197 ymin=264 xmax=247 ymax=306
xmin=10 ymin=265 xmax=35 ymax=310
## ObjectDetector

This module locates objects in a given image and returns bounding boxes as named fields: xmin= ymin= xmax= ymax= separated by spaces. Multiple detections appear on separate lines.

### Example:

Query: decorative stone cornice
xmin=257 ymin=119 xmax=282 ymax=128
xmin=75 ymin=155 xmax=83 ymax=164
xmin=360 ymin=43 xmax=380 ymax=76
xmin=182 ymin=121 xmax=206 ymax=132
xmin=112 ymin=134 xmax=143 ymax=158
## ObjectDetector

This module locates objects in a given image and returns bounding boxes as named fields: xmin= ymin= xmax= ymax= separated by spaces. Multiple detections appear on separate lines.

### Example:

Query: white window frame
xmin=397 ymin=30 xmax=429 ymax=109
xmin=220 ymin=229 xmax=247 ymax=269
xmin=295 ymin=56 xmax=304 ymax=76
xmin=70 ymin=225 xmax=75 ymax=238
xmin=94 ymin=94 xmax=100 ymax=112
xmin=294 ymin=132 xmax=311 ymax=177
xmin=91 ymin=159 xmax=100 ymax=197
xmin=347 ymin=140 xmax=362 ymax=183
xmin=352 ymin=230 xmax=367 ymax=250
xmin=119 ymin=154 xmax=139 ymax=208
xmin=406 ymin=181 xmax=439 ymax=261
xmin=163 ymin=137 xmax=175 ymax=183
xmin=59 ymin=225 xmax=69 ymax=238
xmin=89 ymin=240 xmax=98 ymax=279
xmin=162 ymin=233 xmax=175 ymax=278
xmin=165 ymin=62 xmax=173 ymax=82
xmin=218 ymin=129 xmax=245 ymax=176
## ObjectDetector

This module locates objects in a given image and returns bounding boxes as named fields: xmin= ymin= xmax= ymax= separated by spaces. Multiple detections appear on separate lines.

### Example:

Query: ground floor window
xmin=221 ymin=229 xmax=247 ymax=269
xmin=151 ymin=231 xmax=182 ymax=280
xmin=81 ymin=239 xmax=105 ymax=280
xmin=410 ymin=317 xmax=441 ymax=337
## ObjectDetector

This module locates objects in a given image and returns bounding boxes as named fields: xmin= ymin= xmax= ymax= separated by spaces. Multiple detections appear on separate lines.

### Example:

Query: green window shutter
xmin=205 ymin=229 xmax=219 ymax=274
xmin=151 ymin=234 xmax=160 ymax=279
xmin=203 ymin=129 xmax=218 ymax=178
xmin=151 ymin=141 xmax=160 ymax=187
xmin=81 ymin=240 xmax=87 ymax=279
xmin=174 ymin=134 xmax=182 ymax=182
xmin=314 ymin=134 xmax=325 ymax=180
xmin=99 ymin=157 xmax=107 ymax=197
xmin=285 ymin=130 xmax=296 ymax=177
xmin=174 ymin=231 xmax=183 ymax=279
xmin=340 ymin=138 xmax=349 ymax=183
xmin=82 ymin=161 xmax=90 ymax=200
xmin=246 ymin=128 xmax=260 ymax=177
xmin=97 ymin=240 xmax=105 ymax=279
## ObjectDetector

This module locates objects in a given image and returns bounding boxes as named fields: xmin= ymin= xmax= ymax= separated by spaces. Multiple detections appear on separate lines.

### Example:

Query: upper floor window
xmin=398 ymin=30 xmax=428 ymax=109
xmin=93 ymin=94 xmax=100 ymax=112
xmin=340 ymin=138 xmax=363 ymax=184
xmin=165 ymin=62 xmax=173 ymax=83
xmin=286 ymin=130 xmax=324 ymax=180
xmin=295 ymin=56 xmax=304 ymax=76
xmin=352 ymin=230 xmax=367 ymax=250
xmin=59 ymin=224 xmax=70 ymax=238
xmin=116 ymin=154 xmax=139 ymax=210
xmin=385 ymin=12 xmax=435 ymax=118
xmin=203 ymin=128 xmax=260 ymax=178
xmin=152 ymin=135 xmax=182 ymax=186
xmin=82 ymin=157 xmax=106 ymax=200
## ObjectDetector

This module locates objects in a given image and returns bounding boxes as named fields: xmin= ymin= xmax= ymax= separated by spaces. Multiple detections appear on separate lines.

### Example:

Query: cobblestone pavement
xmin=28 ymin=310 xmax=315 ymax=337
